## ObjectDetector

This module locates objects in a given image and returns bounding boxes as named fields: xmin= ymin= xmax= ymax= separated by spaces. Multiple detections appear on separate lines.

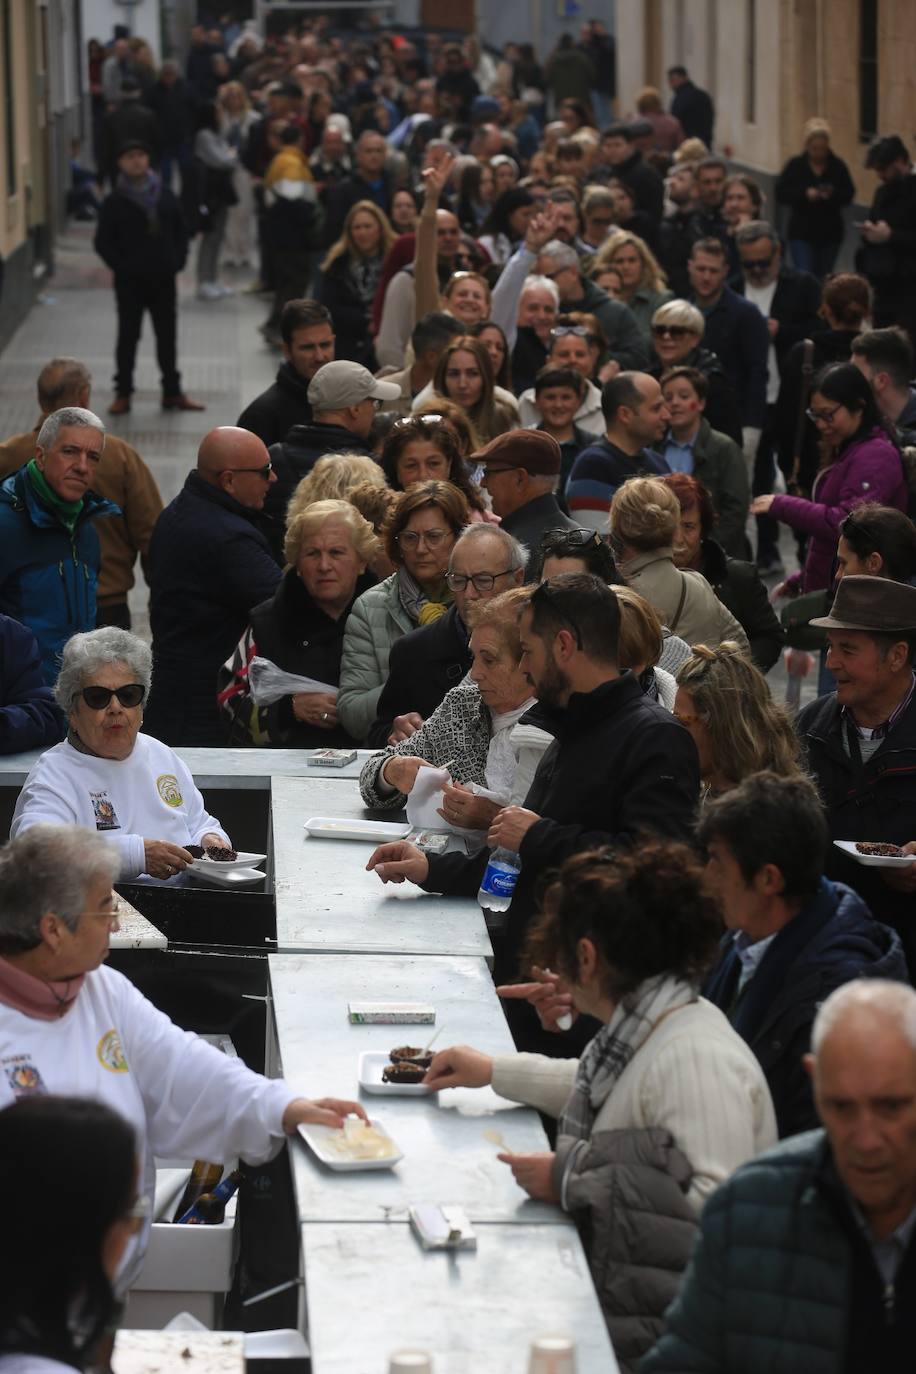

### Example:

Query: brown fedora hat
xmin=810 ymin=574 xmax=916 ymax=632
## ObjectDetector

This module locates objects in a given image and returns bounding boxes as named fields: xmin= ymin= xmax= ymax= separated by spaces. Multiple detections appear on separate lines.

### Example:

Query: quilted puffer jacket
xmin=337 ymin=571 xmax=414 ymax=743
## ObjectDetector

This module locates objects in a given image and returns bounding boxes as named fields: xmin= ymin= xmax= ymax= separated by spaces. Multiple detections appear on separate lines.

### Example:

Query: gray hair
xmin=540 ymin=240 xmax=581 ymax=273
xmin=427 ymin=138 xmax=459 ymax=158
xmin=450 ymin=522 xmax=529 ymax=573
xmin=55 ymin=628 xmax=152 ymax=711
xmin=811 ymin=979 xmax=916 ymax=1056
xmin=37 ymin=359 xmax=92 ymax=412
xmin=36 ymin=407 xmax=105 ymax=453
xmin=734 ymin=219 xmax=779 ymax=248
xmin=521 ymin=274 xmax=560 ymax=306
xmin=0 ymin=825 xmax=120 ymax=953
xmin=652 ymin=298 xmax=705 ymax=337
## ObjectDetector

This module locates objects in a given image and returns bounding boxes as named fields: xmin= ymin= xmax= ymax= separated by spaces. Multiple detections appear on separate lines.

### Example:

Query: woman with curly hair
xmin=674 ymin=642 xmax=805 ymax=797
xmin=425 ymin=840 xmax=775 ymax=1370
xmin=285 ymin=452 xmax=387 ymax=528
xmin=593 ymin=230 xmax=673 ymax=343
xmin=319 ymin=199 xmax=396 ymax=368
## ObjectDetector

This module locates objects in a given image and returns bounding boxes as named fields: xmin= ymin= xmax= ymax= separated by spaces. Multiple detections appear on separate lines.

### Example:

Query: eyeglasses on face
xmin=806 ymin=405 xmax=841 ymax=424
xmin=446 ymin=568 xmax=513 ymax=592
xmin=80 ymin=684 xmax=146 ymax=710
xmin=540 ymin=527 xmax=603 ymax=553
xmin=652 ymin=324 xmax=691 ymax=339
xmin=221 ymin=462 xmax=273 ymax=480
xmin=396 ymin=528 xmax=452 ymax=549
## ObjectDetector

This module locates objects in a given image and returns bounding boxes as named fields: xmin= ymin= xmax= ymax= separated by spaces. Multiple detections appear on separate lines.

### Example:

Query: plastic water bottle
xmin=477 ymin=846 xmax=521 ymax=912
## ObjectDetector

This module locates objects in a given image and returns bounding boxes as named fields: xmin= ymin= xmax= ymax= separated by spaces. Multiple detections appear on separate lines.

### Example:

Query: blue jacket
xmin=0 ymin=469 xmax=120 ymax=685
xmin=692 ymin=285 xmax=769 ymax=428
xmin=0 ymin=614 xmax=67 ymax=753
xmin=704 ymin=877 xmax=908 ymax=1138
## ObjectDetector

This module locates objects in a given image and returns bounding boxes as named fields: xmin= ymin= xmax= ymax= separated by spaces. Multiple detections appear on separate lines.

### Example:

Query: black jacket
xmin=221 ymin=566 xmax=375 ymax=749
xmin=237 ymin=363 xmax=314 ymax=449
xmin=704 ymin=878 xmax=907 ymax=1138
xmin=149 ymin=78 xmax=197 ymax=150
xmin=500 ymin=493 xmax=579 ymax=581
xmin=856 ymin=172 xmax=916 ymax=301
xmin=735 ymin=267 xmax=823 ymax=371
xmin=99 ymin=102 xmax=162 ymax=181
xmin=366 ymin=603 xmax=471 ymax=748
xmin=775 ymin=151 xmax=855 ymax=245
xmin=609 ymin=149 xmax=664 ymax=222
xmin=422 ymin=673 xmax=700 ymax=991
xmin=698 ymin=538 xmax=784 ymax=671
xmin=94 ymin=182 xmax=188 ymax=279
xmin=318 ymin=254 xmax=377 ymax=370
xmin=0 ymin=613 xmax=66 ymax=753
xmin=670 ymin=81 xmax=714 ymax=147
xmin=657 ymin=209 xmax=697 ymax=298
xmin=145 ymin=471 xmax=282 ymax=745
xmin=264 ymin=422 xmax=375 ymax=560
xmin=649 ymin=346 xmax=743 ymax=445
xmin=796 ymin=686 xmax=916 ymax=965
xmin=324 ymin=172 xmax=393 ymax=246
xmin=693 ymin=286 xmax=769 ymax=428
xmin=511 ymin=325 xmax=548 ymax=396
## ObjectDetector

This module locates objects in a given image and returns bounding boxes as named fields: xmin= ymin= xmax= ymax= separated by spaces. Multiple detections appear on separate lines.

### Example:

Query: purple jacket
xmin=770 ymin=426 xmax=907 ymax=591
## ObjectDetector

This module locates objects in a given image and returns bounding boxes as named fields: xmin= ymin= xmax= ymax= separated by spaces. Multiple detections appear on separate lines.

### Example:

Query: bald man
xmin=645 ymin=979 xmax=916 ymax=1374
xmin=144 ymin=428 xmax=281 ymax=744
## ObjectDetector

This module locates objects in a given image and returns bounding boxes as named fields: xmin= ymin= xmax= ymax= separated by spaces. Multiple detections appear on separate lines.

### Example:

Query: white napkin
xmin=406 ymin=765 xmax=503 ymax=840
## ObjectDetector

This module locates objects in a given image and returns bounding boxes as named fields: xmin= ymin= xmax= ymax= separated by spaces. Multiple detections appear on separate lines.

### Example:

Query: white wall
xmin=82 ymin=0 xmax=162 ymax=61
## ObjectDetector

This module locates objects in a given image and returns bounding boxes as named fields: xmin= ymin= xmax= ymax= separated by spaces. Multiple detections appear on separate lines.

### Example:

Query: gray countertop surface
xmin=0 ymin=745 xmax=374 ymax=789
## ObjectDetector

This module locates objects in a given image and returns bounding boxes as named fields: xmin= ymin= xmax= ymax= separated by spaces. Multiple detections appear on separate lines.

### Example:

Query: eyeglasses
xmin=396 ymin=528 xmax=452 ymax=549
xmin=550 ymin=325 xmax=590 ymax=340
xmin=221 ymin=462 xmax=273 ymax=480
xmin=741 ymin=255 xmax=775 ymax=272
xmin=446 ymin=568 xmax=514 ymax=592
xmin=540 ymin=527 xmax=603 ymax=553
xmin=542 ymin=269 xmax=566 ymax=281
xmin=530 ymin=580 xmax=583 ymax=649
xmin=392 ymin=413 xmax=446 ymax=429
xmin=652 ymin=324 xmax=691 ymax=339
xmin=80 ymin=684 xmax=146 ymax=710
xmin=806 ymin=405 xmax=840 ymax=424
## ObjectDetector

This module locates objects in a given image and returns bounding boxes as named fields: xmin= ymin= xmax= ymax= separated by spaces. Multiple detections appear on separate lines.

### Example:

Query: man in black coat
xmin=700 ymin=772 xmax=908 ymax=1138
xmin=476 ymin=431 xmax=579 ymax=580
xmin=144 ymin=427 xmax=283 ymax=746
xmin=367 ymin=525 xmax=529 ymax=748
xmin=323 ymin=130 xmax=393 ymax=246
xmin=94 ymin=141 xmax=202 ymax=416
xmin=858 ymin=135 xmax=916 ymax=342
xmin=237 ymin=300 xmax=335 ymax=448
xmin=595 ymin=123 xmax=664 ymax=223
xmin=667 ymin=66 xmax=715 ymax=147
xmin=367 ymin=574 xmax=701 ymax=1043
xmin=796 ymin=576 xmax=916 ymax=971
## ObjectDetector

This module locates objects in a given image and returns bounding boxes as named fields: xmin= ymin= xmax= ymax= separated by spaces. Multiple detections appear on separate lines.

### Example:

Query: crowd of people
xmin=3 ymin=13 xmax=916 ymax=1374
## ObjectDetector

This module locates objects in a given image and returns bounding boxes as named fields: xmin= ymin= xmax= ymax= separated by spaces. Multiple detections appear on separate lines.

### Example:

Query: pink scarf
xmin=0 ymin=956 xmax=84 ymax=1020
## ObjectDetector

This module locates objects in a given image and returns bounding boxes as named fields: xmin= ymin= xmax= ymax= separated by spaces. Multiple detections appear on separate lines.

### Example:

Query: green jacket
xmin=641 ymin=1131 xmax=856 ymax=1373
xmin=690 ymin=418 xmax=750 ymax=560
xmin=338 ymin=572 xmax=413 ymax=743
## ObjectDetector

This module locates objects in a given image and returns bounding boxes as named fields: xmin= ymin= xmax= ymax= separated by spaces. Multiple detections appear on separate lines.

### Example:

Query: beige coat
xmin=623 ymin=547 xmax=750 ymax=655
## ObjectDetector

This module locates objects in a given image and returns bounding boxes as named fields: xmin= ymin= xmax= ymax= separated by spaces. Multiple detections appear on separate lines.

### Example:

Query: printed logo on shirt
xmin=90 ymin=791 xmax=120 ymax=831
xmin=156 ymin=774 xmax=183 ymax=808
xmin=3 ymin=1055 xmax=47 ymax=1098
xmin=97 ymin=1028 xmax=129 ymax=1073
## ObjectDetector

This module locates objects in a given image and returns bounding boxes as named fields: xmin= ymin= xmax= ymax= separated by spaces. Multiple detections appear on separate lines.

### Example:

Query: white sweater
xmin=491 ymin=998 xmax=776 ymax=1213
xmin=0 ymin=964 xmax=293 ymax=1286
xmin=10 ymin=735 xmax=228 ymax=880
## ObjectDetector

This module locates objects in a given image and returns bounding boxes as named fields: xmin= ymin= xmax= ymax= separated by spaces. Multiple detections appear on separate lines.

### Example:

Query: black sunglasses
xmin=540 ymin=527 xmax=603 ymax=553
xmin=652 ymin=324 xmax=691 ymax=339
xmin=741 ymin=255 xmax=775 ymax=272
xmin=221 ymin=462 xmax=273 ymax=480
xmin=80 ymin=683 xmax=146 ymax=710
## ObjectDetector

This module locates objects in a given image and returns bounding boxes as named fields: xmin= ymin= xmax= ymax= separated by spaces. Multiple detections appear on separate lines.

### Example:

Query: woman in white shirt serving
xmin=12 ymin=628 xmax=227 ymax=881
xmin=0 ymin=825 xmax=365 ymax=1296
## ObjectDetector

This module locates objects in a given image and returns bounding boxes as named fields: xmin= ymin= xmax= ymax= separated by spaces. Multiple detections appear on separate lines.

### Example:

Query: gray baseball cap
xmin=307 ymin=361 xmax=401 ymax=411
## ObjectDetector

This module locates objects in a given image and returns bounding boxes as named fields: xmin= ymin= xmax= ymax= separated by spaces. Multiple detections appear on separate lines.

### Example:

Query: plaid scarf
xmin=558 ymin=974 xmax=697 ymax=1142
xmin=397 ymin=566 xmax=451 ymax=626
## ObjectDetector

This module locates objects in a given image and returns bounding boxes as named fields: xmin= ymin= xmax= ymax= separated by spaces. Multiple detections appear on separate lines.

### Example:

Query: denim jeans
xmin=788 ymin=238 xmax=841 ymax=281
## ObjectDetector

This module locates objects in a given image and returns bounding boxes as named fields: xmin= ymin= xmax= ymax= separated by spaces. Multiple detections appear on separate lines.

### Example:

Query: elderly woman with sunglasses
xmin=647 ymin=300 xmax=743 ymax=445
xmin=11 ymin=628 xmax=230 ymax=881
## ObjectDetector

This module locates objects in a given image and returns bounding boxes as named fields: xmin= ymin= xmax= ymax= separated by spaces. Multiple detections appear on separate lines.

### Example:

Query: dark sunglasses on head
xmin=652 ymin=324 xmax=691 ymax=339
xmin=540 ymin=526 xmax=603 ymax=553
xmin=550 ymin=325 xmax=589 ymax=339
xmin=392 ymin=413 xmax=446 ymax=429
xmin=80 ymin=683 xmax=146 ymax=710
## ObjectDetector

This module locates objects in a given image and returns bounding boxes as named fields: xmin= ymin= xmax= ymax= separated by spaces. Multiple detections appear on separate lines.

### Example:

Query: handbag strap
xmin=790 ymin=338 xmax=816 ymax=487
xmin=668 ymin=577 xmax=689 ymax=634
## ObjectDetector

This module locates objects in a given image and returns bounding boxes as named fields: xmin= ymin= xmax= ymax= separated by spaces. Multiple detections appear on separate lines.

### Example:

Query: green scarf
xmin=26 ymin=459 xmax=84 ymax=532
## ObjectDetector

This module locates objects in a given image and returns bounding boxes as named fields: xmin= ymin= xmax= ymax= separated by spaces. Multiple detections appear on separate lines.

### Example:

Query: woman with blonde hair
xmin=674 ymin=643 xmax=804 ymax=796
xmin=285 ymin=453 xmax=386 ymax=526
xmin=775 ymin=117 xmax=855 ymax=279
xmin=613 ymin=585 xmax=678 ymax=710
xmin=594 ymin=230 xmax=673 ymax=343
xmin=609 ymin=476 xmax=749 ymax=653
xmin=319 ymin=200 xmax=396 ymax=368
xmin=218 ymin=499 xmax=378 ymax=748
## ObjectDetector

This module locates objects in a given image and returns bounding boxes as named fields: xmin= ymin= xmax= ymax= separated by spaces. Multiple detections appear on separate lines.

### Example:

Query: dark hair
xmin=603 ymin=121 xmax=634 ymax=143
xmin=601 ymin=371 xmax=644 ymax=424
xmin=480 ymin=187 xmax=535 ymax=240
xmin=865 ymin=134 xmax=909 ymax=171
xmin=667 ymin=65 xmax=688 ymax=78
xmin=662 ymin=471 xmax=717 ymax=537
xmin=534 ymin=365 xmax=585 ymax=396
xmin=195 ymin=101 xmax=220 ymax=133
xmin=470 ymin=319 xmax=511 ymax=389
xmin=839 ymin=504 xmax=916 ymax=583
xmin=689 ymin=236 xmax=728 ymax=262
xmin=538 ymin=528 xmax=619 ymax=582
xmin=696 ymin=156 xmax=728 ymax=176
xmin=529 ymin=572 xmax=620 ymax=664
xmin=280 ymin=298 xmax=333 ymax=347
xmin=697 ymin=771 xmax=828 ymax=901
xmin=851 ymin=327 xmax=914 ymax=390
xmin=456 ymin=161 xmax=489 ymax=228
xmin=822 ymin=273 xmax=872 ymax=328
xmin=724 ymin=173 xmax=763 ymax=215
xmin=524 ymin=840 xmax=722 ymax=1000
xmin=560 ymin=98 xmax=591 ymax=129
xmin=411 ymin=310 xmax=463 ymax=359
xmin=659 ymin=364 xmax=709 ymax=402
xmin=811 ymin=361 xmax=888 ymax=450
xmin=557 ymin=139 xmax=584 ymax=162
xmin=380 ymin=414 xmax=470 ymax=494
xmin=0 ymin=1096 xmax=136 ymax=1366
xmin=384 ymin=479 xmax=469 ymax=566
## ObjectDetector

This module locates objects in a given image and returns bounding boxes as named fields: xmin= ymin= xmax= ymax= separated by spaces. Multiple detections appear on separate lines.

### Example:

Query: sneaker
xmin=197 ymin=283 xmax=222 ymax=300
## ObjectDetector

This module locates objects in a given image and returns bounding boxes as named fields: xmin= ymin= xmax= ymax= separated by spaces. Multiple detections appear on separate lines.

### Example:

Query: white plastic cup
xmin=388 ymin=1352 xmax=433 ymax=1373
xmin=528 ymin=1334 xmax=577 ymax=1374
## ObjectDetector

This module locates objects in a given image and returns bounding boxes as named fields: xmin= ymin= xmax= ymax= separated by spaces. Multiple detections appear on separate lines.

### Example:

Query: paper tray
xmin=303 ymin=817 xmax=410 ymax=842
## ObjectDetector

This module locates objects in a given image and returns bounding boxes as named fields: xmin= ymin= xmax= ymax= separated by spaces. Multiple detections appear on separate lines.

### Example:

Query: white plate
xmin=189 ymin=865 xmax=266 ymax=887
xmin=303 ymin=817 xmax=410 ymax=842
xmin=833 ymin=840 xmax=916 ymax=868
xmin=358 ymin=1051 xmax=433 ymax=1097
xmin=297 ymin=1117 xmax=402 ymax=1171
xmin=189 ymin=850 xmax=266 ymax=873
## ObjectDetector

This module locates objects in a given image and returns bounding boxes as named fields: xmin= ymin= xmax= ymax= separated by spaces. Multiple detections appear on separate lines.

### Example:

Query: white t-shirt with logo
xmin=10 ymin=735 xmax=228 ymax=878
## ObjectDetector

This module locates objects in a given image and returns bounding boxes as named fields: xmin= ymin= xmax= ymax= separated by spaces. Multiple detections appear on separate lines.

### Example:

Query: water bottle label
xmin=481 ymin=861 xmax=519 ymax=898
